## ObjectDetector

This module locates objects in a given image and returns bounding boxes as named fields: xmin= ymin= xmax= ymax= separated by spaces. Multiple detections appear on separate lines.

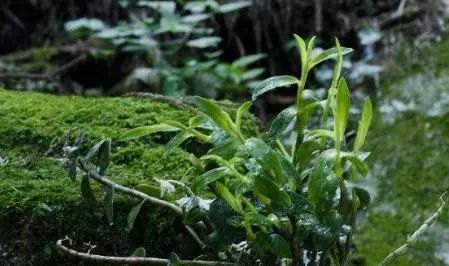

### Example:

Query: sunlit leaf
xmin=252 ymin=75 xmax=299 ymax=100
xmin=293 ymin=34 xmax=307 ymax=71
xmin=196 ymin=97 xmax=237 ymax=138
xmin=354 ymin=97 xmax=373 ymax=151
xmin=121 ymin=124 xmax=180 ymax=140
xmin=127 ymin=200 xmax=145 ymax=232
xmin=193 ymin=167 xmax=229 ymax=192
xmin=214 ymin=182 xmax=242 ymax=213
xmin=164 ymin=131 xmax=194 ymax=155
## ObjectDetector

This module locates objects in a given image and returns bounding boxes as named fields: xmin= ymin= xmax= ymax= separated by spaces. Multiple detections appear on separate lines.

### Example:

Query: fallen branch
xmin=56 ymin=237 xmax=237 ymax=265
xmin=379 ymin=192 xmax=448 ymax=266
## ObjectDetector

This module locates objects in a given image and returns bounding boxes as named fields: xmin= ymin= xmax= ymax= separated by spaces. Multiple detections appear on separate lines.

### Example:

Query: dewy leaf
xmin=193 ymin=167 xmax=229 ymax=192
xmin=104 ymin=187 xmax=114 ymax=225
xmin=253 ymin=175 xmax=291 ymax=208
xmin=245 ymin=138 xmax=284 ymax=184
xmin=218 ymin=1 xmax=252 ymax=13
xmin=308 ymin=157 xmax=339 ymax=214
xmin=252 ymin=76 xmax=299 ymax=100
xmin=127 ymin=200 xmax=145 ymax=232
xmin=214 ymin=182 xmax=242 ymax=214
xmin=81 ymin=174 xmax=97 ymax=206
xmin=187 ymin=37 xmax=221 ymax=48
xmin=131 ymin=247 xmax=146 ymax=257
xmin=354 ymin=97 xmax=373 ymax=151
xmin=235 ymin=101 xmax=252 ymax=128
xmin=164 ymin=131 xmax=194 ymax=155
xmin=310 ymin=47 xmax=353 ymax=69
xmin=270 ymin=234 xmax=292 ymax=259
xmin=196 ymin=97 xmax=238 ymax=138
xmin=232 ymin=54 xmax=266 ymax=68
xmin=341 ymin=152 xmax=369 ymax=177
xmin=266 ymin=106 xmax=296 ymax=144
xmin=335 ymin=78 xmax=350 ymax=145
xmin=121 ymin=124 xmax=180 ymax=140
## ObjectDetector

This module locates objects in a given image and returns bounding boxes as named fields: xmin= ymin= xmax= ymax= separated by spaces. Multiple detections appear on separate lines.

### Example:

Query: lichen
xmin=0 ymin=89 xmax=260 ymax=264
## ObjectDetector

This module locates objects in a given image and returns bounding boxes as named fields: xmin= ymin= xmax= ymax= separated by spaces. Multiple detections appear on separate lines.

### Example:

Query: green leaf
xmin=341 ymin=152 xmax=369 ymax=177
xmin=214 ymin=182 xmax=242 ymax=214
xmin=81 ymin=174 xmax=97 ymax=206
xmin=193 ymin=167 xmax=229 ymax=192
xmin=252 ymin=76 xmax=300 ymax=100
xmin=245 ymin=138 xmax=283 ymax=184
xmin=121 ymin=124 xmax=180 ymax=140
xmin=164 ymin=131 xmax=194 ymax=156
xmin=246 ymin=212 xmax=271 ymax=228
xmin=196 ymin=97 xmax=237 ymax=138
xmin=97 ymin=138 xmax=111 ymax=175
xmin=104 ymin=187 xmax=114 ymax=225
xmin=270 ymin=234 xmax=292 ymax=259
xmin=329 ymin=38 xmax=344 ymax=91
xmin=266 ymin=106 xmax=296 ymax=144
xmin=335 ymin=78 xmax=350 ymax=146
xmin=168 ymin=252 xmax=182 ymax=266
xmin=353 ymin=186 xmax=371 ymax=209
xmin=208 ymin=137 xmax=240 ymax=159
xmin=182 ymin=13 xmax=210 ymax=23
xmin=218 ymin=1 xmax=252 ymax=13
xmin=354 ymin=97 xmax=373 ymax=151
xmin=134 ymin=184 xmax=161 ymax=197
xmin=308 ymin=157 xmax=339 ymax=214
xmin=310 ymin=47 xmax=353 ymax=69
xmin=187 ymin=37 xmax=221 ymax=48
xmin=310 ymin=129 xmax=335 ymax=140
xmin=253 ymin=175 xmax=291 ymax=208
xmin=127 ymin=200 xmax=145 ymax=232
xmin=131 ymin=247 xmax=146 ymax=257
xmin=183 ymin=206 xmax=207 ymax=225
xmin=296 ymin=140 xmax=320 ymax=171
xmin=232 ymin=54 xmax=266 ymax=68
xmin=293 ymin=34 xmax=307 ymax=72
xmin=235 ymin=101 xmax=252 ymax=128
xmin=84 ymin=139 xmax=106 ymax=163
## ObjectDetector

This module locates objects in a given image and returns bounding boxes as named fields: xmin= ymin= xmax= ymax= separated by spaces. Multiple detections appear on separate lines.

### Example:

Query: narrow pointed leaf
xmin=252 ymin=76 xmax=299 ymax=100
xmin=235 ymin=101 xmax=252 ymax=128
xmin=121 ymin=124 xmax=180 ymax=140
xmin=193 ymin=167 xmax=229 ymax=192
xmin=293 ymin=34 xmax=307 ymax=71
xmin=195 ymin=97 xmax=236 ymax=137
xmin=97 ymin=138 xmax=111 ymax=175
xmin=81 ymin=174 xmax=97 ymax=206
xmin=310 ymin=47 xmax=353 ymax=69
xmin=164 ymin=131 xmax=194 ymax=155
xmin=218 ymin=1 xmax=252 ymax=13
xmin=354 ymin=97 xmax=373 ymax=151
xmin=127 ymin=200 xmax=145 ymax=232
xmin=335 ymin=78 xmax=350 ymax=144
xmin=242 ymin=68 xmax=265 ymax=81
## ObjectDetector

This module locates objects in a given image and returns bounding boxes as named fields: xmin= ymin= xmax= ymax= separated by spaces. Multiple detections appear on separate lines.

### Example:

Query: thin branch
xmin=0 ymin=54 xmax=86 ymax=80
xmin=379 ymin=192 xmax=448 ymax=266
xmin=77 ymin=159 xmax=206 ymax=249
xmin=78 ymin=159 xmax=182 ymax=215
xmin=56 ymin=237 xmax=237 ymax=265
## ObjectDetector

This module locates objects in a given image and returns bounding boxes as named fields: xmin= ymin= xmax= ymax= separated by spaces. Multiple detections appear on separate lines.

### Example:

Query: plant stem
xmin=56 ymin=237 xmax=237 ymax=265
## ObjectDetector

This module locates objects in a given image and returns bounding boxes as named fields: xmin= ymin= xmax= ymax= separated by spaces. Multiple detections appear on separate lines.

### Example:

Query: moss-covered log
xmin=0 ymin=90 xmax=259 ymax=264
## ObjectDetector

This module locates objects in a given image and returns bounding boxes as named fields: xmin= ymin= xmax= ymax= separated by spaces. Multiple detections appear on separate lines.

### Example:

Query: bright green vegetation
xmin=0 ymin=89 xmax=259 ymax=264
xmin=355 ymin=37 xmax=449 ymax=265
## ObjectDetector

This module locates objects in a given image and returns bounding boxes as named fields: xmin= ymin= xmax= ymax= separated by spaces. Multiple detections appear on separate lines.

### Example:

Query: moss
xmin=0 ymin=89 xmax=260 ymax=264
xmin=354 ymin=37 xmax=449 ymax=265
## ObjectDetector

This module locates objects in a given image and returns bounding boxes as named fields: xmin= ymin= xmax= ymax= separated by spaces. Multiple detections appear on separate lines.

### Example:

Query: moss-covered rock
xmin=0 ymin=90 xmax=260 ymax=264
